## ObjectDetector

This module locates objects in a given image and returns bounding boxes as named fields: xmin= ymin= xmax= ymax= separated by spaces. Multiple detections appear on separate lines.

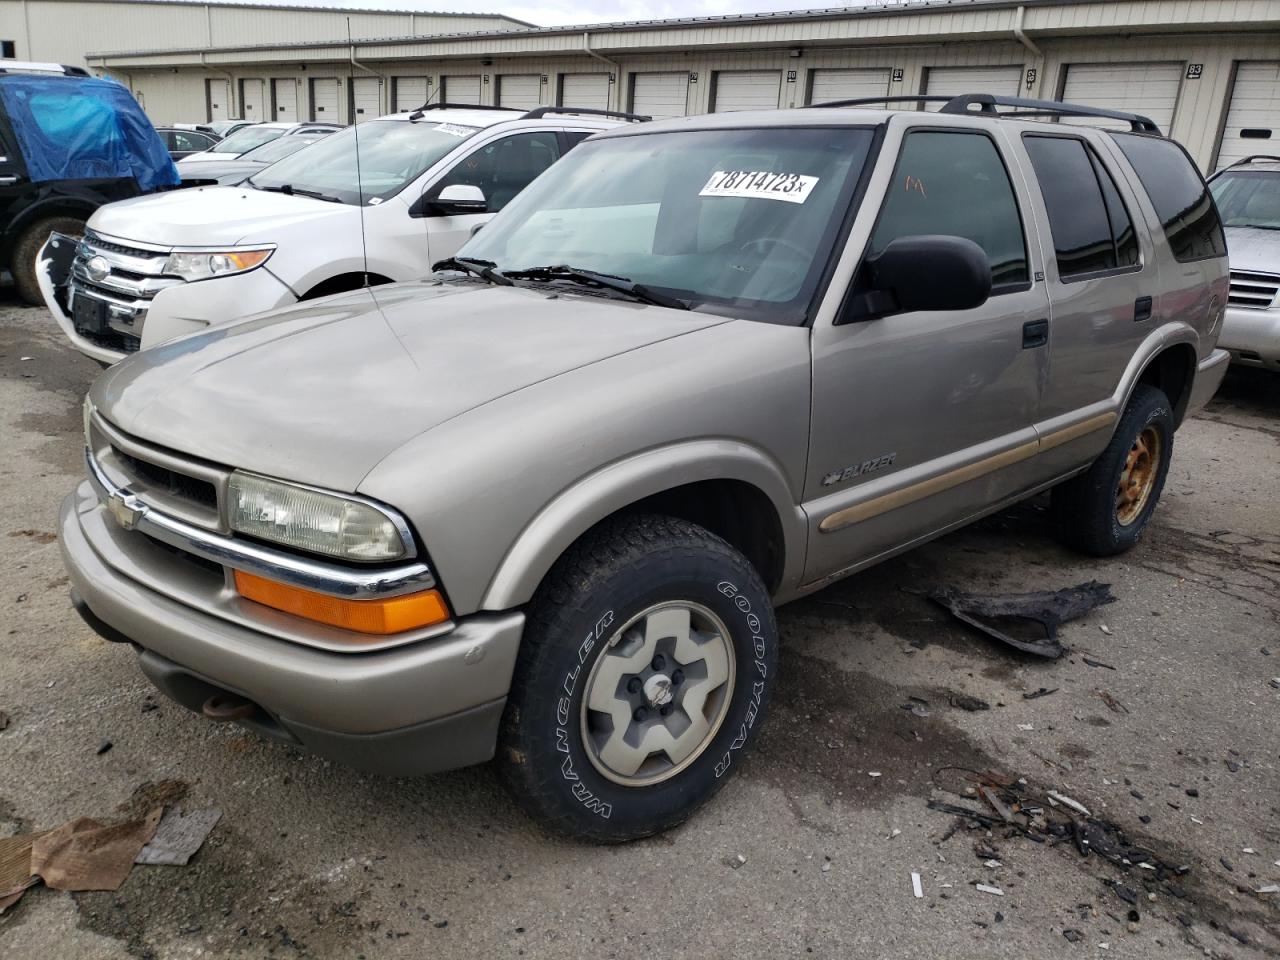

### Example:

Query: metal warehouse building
xmin=3 ymin=0 xmax=1280 ymax=171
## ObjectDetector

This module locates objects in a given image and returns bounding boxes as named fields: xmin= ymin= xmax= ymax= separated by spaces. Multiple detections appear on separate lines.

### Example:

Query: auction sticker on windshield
xmin=435 ymin=123 xmax=480 ymax=138
xmin=699 ymin=170 xmax=819 ymax=204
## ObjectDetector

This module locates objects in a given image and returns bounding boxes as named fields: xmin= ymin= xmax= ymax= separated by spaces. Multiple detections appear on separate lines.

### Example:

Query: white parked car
xmin=176 ymin=121 xmax=343 ymax=165
xmin=39 ymin=106 xmax=642 ymax=363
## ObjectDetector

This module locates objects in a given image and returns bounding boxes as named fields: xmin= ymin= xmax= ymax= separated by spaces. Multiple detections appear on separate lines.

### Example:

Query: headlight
xmin=164 ymin=247 xmax=273 ymax=282
xmin=227 ymin=472 xmax=411 ymax=563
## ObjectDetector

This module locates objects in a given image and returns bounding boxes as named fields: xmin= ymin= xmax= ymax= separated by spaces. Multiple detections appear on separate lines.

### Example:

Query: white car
xmin=176 ymin=121 xmax=343 ymax=165
xmin=39 ymin=106 xmax=640 ymax=364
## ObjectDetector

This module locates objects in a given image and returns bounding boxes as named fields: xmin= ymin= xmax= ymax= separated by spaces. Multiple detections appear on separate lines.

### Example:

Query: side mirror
xmin=430 ymin=183 xmax=488 ymax=216
xmin=843 ymin=235 xmax=992 ymax=322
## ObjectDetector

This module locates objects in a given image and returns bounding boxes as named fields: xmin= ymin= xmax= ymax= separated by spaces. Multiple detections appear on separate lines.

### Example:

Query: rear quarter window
xmin=1111 ymin=133 xmax=1225 ymax=263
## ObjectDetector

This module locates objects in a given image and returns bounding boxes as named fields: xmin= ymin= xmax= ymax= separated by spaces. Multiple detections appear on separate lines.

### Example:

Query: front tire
xmin=11 ymin=216 xmax=86 ymax=305
xmin=496 ymin=515 xmax=777 ymax=843
xmin=1051 ymin=384 xmax=1174 ymax=556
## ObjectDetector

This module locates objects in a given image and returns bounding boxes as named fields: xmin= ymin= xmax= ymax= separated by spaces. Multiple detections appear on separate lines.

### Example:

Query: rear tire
xmin=1051 ymin=384 xmax=1174 ymax=556
xmin=496 ymin=514 xmax=777 ymax=843
xmin=11 ymin=216 xmax=86 ymax=305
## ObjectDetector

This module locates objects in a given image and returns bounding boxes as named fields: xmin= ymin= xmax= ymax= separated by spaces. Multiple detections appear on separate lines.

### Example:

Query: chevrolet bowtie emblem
xmin=107 ymin=491 xmax=144 ymax=530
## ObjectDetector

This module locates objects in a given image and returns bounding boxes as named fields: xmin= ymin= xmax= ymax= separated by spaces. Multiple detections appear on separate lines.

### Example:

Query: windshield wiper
xmin=503 ymin=265 xmax=689 ymax=310
xmin=432 ymin=256 xmax=514 ymax=286
xmin=245 ymin=180 xmax=341 ymax=203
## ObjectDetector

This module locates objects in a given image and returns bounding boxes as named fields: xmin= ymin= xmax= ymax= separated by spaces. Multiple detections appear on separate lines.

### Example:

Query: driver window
xmin=434 ymin=131 xmax=561 ymax=212
xmin=869 ymin=131 xmax=1029 ymax=289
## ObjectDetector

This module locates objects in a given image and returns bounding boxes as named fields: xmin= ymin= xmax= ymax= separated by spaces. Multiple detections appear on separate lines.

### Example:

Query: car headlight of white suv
xmin=164 ymin=247 xmax=274 ymax=282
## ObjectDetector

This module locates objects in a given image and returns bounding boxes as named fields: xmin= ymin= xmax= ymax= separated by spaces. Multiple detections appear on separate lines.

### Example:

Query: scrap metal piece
xmin=930 ymin=581 xmax=1117 ymax=658
xmin=135 ymin=807 xmax=222 ymax=866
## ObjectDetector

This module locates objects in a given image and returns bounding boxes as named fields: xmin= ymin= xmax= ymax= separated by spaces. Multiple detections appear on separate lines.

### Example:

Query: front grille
xmin=1228 ymin=270 xmax=1280 ymax=310
xmin=83 ymin=233 xmax=164 ymax=260
xmin=70 ymin=231 xmax=182 ymax=352
xmin=113 ymin=448 xmax=218 ymax=510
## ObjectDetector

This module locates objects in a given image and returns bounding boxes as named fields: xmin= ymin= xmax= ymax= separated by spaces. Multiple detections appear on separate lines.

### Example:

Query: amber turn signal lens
xmin=233 ymin=570 xmax=450 ymax=636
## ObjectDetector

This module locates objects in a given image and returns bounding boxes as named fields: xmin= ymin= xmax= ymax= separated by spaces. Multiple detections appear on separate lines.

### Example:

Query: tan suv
xmin=60 ymin=94 xmax=1229 ymax=842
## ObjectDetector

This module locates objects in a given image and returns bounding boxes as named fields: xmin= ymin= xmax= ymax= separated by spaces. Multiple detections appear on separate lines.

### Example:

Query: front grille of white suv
xmin=1227 ymin=270 xmax=1280 ymax=310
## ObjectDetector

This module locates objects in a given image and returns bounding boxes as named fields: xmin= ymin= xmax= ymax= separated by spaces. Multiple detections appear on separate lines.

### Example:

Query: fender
xmin=1113 ymin=320 xmax=1200 ymax=423
xmin=1 ymin=194 xmax=98 ymax=258
xmin=479 ymin=439 xmax=809 ymax=612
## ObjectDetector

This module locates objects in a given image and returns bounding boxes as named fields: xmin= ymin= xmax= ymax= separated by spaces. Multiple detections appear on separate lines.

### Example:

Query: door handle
xmin=0 ymin=175 xmax=19 ymax=186
xmin=1134 ymin=296 xmax=1153 ymax=322
xmin=1022 ymin=318 xmax=1048 ymax=349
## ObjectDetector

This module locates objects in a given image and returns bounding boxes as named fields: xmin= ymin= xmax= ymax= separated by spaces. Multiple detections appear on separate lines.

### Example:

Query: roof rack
xmin=0 ymin=60 xmax=90 ymax=77
xmin=1225 ymin=154 xmax=1280 ymax=168
xmin=521 ymin=106 xmax=650 ymax=122
xmin=810 ymin=93 xmax=1161 ymax=135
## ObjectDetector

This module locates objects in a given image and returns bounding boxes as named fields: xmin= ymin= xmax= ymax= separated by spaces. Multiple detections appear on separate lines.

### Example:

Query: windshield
xmin=458 ymin=126 xmax=876 ymax=324
xmin=211 ymin=125 xmax=286 ymax=155
xmin=242 ymin=135 xmax=324 ymax=164
xmin=1209 ymin=170 xmax=1280 ymax=230
xmin=248 ymin=119 xmax=480 ymax=205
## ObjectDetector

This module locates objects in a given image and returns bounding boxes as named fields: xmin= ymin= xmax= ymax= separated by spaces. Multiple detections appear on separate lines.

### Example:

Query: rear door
xmin=1015 ymin=131 xmax=1151 ymax=472
xmin=805 ymin=124 xmax=1049 ymax=582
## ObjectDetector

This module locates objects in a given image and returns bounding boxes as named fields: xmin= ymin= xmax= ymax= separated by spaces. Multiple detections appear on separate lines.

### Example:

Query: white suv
xmin=39 ymin=106 xmax=640 ymax=363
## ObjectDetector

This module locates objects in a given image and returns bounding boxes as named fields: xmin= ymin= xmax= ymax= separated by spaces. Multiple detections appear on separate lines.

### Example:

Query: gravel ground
xmin=1 ymin=293 xmax=1277 ymax=959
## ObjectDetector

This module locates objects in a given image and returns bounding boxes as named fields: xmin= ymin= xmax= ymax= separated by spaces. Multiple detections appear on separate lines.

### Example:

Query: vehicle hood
xmin=177 ymin=161 xmax=260 ymax=184
xmin=89 ymin=185 xmax=354 ymax=246
xmin=91 ymin=281 xmax=729 ymax=492
xmin=1224 ymin=226 xmax=1280 ymax=275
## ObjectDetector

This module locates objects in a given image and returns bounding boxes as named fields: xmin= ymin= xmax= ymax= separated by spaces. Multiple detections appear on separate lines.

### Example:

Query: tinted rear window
xmin=1111 ymin=133 xmax=1225 ymax=262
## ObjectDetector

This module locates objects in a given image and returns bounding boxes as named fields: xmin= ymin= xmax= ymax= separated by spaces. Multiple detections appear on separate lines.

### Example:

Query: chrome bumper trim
xmin=86 ymin=448 xmax=436 ymax=600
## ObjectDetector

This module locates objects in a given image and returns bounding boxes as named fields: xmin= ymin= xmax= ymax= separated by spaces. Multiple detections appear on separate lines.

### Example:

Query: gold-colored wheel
xmin=1115 ymin=425 xmax=1161 ymax=527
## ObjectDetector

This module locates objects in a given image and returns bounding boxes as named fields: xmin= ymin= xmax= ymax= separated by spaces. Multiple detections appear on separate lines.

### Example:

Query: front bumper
xmin=59 ymin=484 xmax=525 ymax=776
xmin=1219 ymin=305 xmax=1280 ymax=371
xmin=39 ymin=231 xmax=296 ymax=365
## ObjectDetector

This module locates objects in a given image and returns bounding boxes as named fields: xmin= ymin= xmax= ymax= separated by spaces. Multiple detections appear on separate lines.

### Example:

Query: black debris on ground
xmin=929 ymin=581 xmax=1116 ymax=658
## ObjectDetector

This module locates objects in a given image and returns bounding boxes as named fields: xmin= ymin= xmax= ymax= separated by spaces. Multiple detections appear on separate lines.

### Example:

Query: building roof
xmin=66 ymin=0 xmax=535 ymax=26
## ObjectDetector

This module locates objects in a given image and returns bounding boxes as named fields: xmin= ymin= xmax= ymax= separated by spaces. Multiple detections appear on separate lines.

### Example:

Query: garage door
xmin=561 ymin=73 xmax=610 ymax=110
xmin=808 ymin=68 xmax=891 ymax=106
xmin=351 ymin=76 xmax=380 ymax=123
xmin=206 ymin=79 xmax=230 ymax=121
xmin=310 ymin=78 xmax=339 ymax=121
xmin=498 ymin=74 xmax=540 ymax=110
xmin=924 ymin=65 xmax=1021 ymax=109
xmin=394 ymin=77 xmax=428 ymax=113
xmin=240 ymin=79 xmax=266 ymax=121
xmin=1216 ymin=61 xmax=1280 ymax=170
xmin=1060 ymin=62 xmax=1182 ymax=132
xmin=272 ymin=79 xmax=297 ymax=121
xmin=442 ymin=75 xmax=481 ymax=105
xmin=712 ymin=71 xmax=781 ymax=112
xmin=631 ymin=72 xmax=688 ymax=119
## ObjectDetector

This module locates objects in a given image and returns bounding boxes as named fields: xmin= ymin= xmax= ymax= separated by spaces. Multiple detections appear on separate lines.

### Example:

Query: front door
xmin=421 ymin=130 xmax=562 ymax=264
xmin=804 ymin=127 xmax=1049 ymax=584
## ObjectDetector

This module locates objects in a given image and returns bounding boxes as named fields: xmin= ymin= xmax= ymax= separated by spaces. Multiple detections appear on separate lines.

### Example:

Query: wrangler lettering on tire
xmin=496 ymin=515 xmax=778 ymax=843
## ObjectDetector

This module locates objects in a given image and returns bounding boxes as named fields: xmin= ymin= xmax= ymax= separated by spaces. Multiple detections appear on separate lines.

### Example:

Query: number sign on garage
xmin=394 ymin=77 xmax=429 ymax=113
xmin=1059 ymin=62 xmax=1182 ymax=132
xmin=272 ymin=78 xmax=297 ymax=121
xmin=240 ymin=78 xmax=265 ymax=120
xmin=498 ymin=74 xmax=541 ymax=110
xmin=310 ymin=78 xmax=339 ymax=121
xmin=631 ymin=72 xmax=689 ymax=119
xmin=712 ymin=71 xmax=781 ymax=112
xmin=808 ymin=68 xmax=891 ymax=106
xmin=1216 ymin=61 xmax=1280 ymax=170
xmin=924 ymin=65 xmax=1022 ymax=109
xmin=442 ymin=75 xmax=481 ymax=105
xmin=560 ymin=73 xmax=611 ymax=110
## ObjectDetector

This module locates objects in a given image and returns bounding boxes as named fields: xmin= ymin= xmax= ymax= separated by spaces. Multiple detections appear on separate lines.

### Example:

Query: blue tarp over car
xmin=0 ymin=74 xmax=179 ymax=192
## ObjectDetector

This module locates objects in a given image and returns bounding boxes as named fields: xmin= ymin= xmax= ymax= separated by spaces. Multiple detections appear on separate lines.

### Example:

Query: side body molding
xmin=479 ymin=439 xmax=809 ymax=611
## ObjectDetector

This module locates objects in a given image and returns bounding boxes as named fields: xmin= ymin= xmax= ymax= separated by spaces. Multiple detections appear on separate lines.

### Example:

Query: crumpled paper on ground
xmin=135 ymin=807 xmax=222 ymax=866
xmin=29 ymin=807 xmax=162 ymax=892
